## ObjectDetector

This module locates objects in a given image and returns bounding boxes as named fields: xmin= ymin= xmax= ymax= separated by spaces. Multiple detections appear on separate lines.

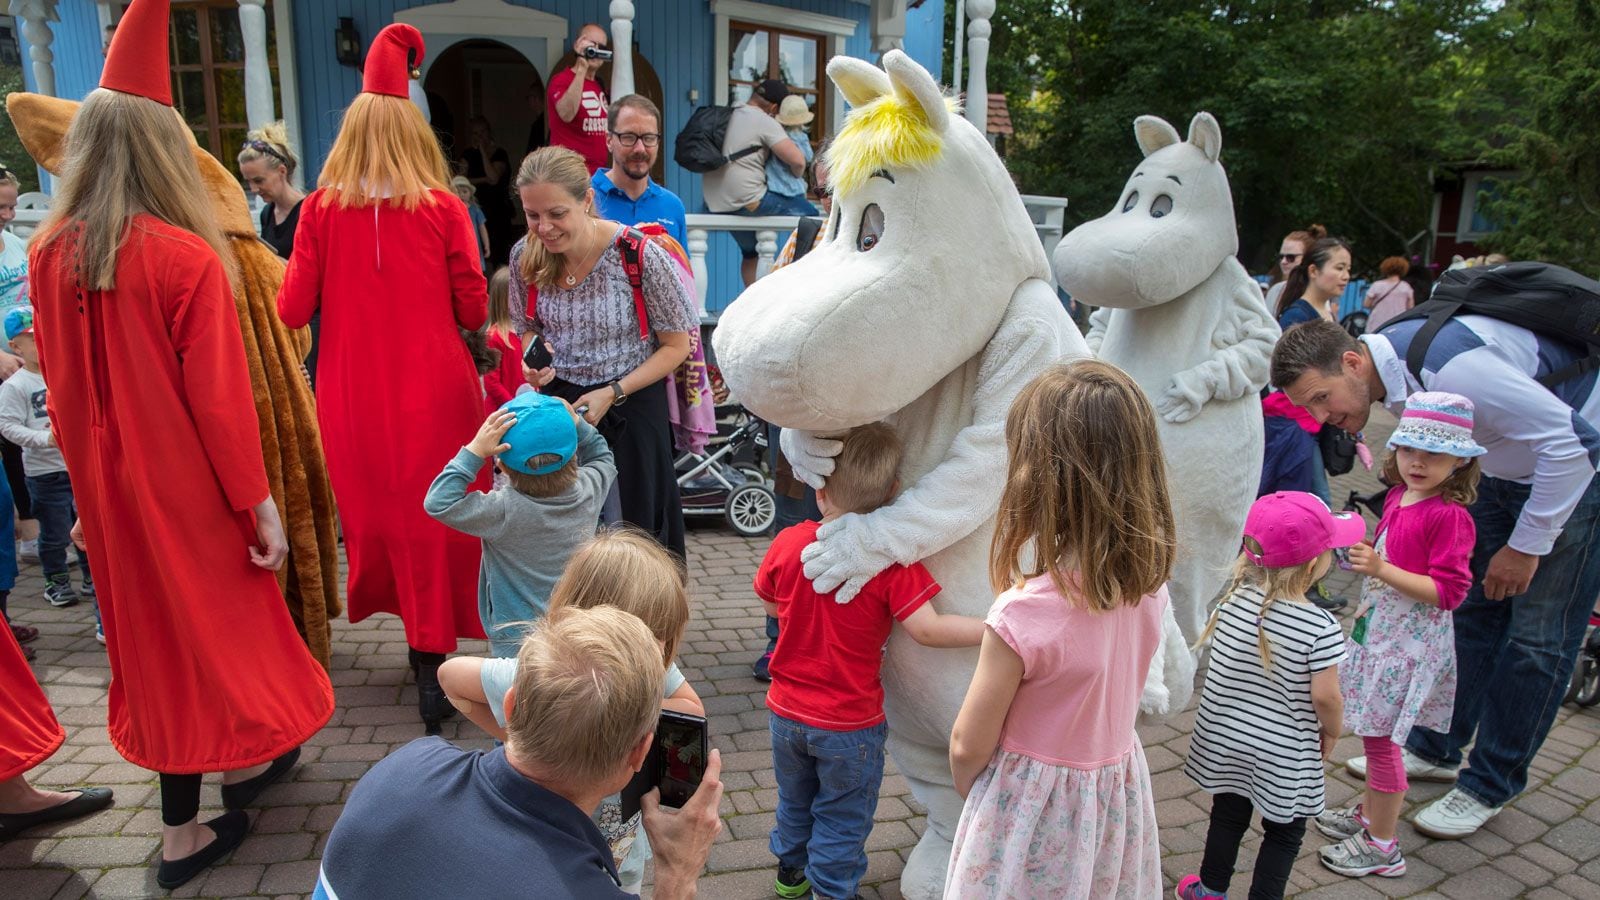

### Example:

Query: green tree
xmin=0 ymin=64 xmax=42 ymax=193
xmin=1479 ymin=0 xmax=1600 ymax=271
xmin=945 ymin=1 xmax=1497 ymax=275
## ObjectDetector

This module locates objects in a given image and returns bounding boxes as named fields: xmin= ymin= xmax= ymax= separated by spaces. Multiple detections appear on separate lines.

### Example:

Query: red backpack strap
xmin=615 ymin=228 xmax=651 ymax=342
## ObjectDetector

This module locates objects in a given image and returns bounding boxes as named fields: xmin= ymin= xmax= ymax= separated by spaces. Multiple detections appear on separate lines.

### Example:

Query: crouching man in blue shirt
xmin=313 ymin=606 xmax=723 ymax=899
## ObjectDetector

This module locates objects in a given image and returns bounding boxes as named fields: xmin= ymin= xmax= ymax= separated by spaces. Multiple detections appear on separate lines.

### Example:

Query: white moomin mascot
xmin=1055 ymin=113 xmax=1279 ymax=640
xmin=713 ymin=51 xmax=1192 ymax=898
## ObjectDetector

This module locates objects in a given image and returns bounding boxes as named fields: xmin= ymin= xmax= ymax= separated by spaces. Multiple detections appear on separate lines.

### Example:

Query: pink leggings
xmin=1363 ymin=735 xmax=1409 ymax=794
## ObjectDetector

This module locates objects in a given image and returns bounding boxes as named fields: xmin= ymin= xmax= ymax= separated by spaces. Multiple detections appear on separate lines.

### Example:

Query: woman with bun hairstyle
xmin=1265 ymin=225 xmax=1325 ymax=312
xmin=278 ymin=23 xmax=489 ymax=734
xmin=1364 ymin=256 xmax=1415 ymax=334
xmin=238 ymin=121 xmax=319 ymax=380
xmin=1275 ymin=237 xmax=1353 ymax=329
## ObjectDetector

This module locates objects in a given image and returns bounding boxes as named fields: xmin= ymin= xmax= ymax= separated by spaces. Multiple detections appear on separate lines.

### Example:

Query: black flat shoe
xmin=155 ymin=809 xmax=249 ymax=890
xmin=0 ymin=787 xmax=114 ymax=840
xmin=221 ymin=747 xmax=300 ymax=810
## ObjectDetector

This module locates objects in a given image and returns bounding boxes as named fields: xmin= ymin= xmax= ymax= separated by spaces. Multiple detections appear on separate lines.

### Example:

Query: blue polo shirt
xmin=313 ymin=738 xmax=626 ymax=899
xmin=591 ymin=168 xmax=688 ymax=246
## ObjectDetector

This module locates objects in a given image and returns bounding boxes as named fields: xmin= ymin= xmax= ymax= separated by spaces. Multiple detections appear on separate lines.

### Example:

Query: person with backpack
xmin=1271 ymin=284 xmax=1600 ymax=840
xmin=508 ymin=146 xmax=699 ymax=560
xmin=592 ymin=95 xmax=688 ymax=246
xmin=695 ymin=80 xmax=812 ymax=286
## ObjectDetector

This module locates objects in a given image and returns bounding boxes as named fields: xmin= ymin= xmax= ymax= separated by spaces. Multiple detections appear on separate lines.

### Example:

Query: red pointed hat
xmin=363 ymin=24 xmax=425 ymax=98
xmin=100 ymin=0 xmax=174 ymax=105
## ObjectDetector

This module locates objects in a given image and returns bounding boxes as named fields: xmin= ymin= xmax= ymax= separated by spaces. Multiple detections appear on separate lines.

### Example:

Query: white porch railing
xmin=685 ymin=193 xmax=1070 ymax=317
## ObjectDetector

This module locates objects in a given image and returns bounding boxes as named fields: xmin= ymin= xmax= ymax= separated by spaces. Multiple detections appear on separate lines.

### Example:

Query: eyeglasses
xmin=241 ymin=139 xmax=289 ymax=166
xmin=1280 ymin=253 xmax=1303 ymax=262
xmin=609 ymin=132 xmax=661 ymax=148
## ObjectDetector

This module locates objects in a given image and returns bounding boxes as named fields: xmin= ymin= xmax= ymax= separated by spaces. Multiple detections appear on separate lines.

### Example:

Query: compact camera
xmin=582 ymin=46 xmax=614 ymax=61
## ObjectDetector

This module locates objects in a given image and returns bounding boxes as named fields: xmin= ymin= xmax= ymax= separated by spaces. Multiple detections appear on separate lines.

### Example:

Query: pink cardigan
xmin=1375 ymin=488 xmax=1477 ymax=610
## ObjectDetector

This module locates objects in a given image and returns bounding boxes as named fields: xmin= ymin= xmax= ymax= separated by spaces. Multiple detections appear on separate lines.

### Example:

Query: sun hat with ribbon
xmin=1388 ymin=391 xmax=1486 ymax=459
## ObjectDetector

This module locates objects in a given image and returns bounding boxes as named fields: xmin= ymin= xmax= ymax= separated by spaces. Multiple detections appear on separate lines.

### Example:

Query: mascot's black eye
xmin=1150 ymin=194 xmax=1174 ymax=218
xmin=1121 ymin=191 xmax=1139 ymax=213
xmin=857 ymin=203 xmax=884 ymax=252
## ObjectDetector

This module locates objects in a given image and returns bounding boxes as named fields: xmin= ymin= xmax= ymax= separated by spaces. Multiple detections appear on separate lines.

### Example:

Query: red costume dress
xmin=29 ymin=218 xmax=334 ymax=773
xmin=278 ymin=191 xmax=489 ymax=651
xmin=1 ymin=627 xmax=63 ymax=781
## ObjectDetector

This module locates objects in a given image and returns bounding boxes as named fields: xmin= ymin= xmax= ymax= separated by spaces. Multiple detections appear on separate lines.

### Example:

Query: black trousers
xmin=159 ymin=773 xmax=202 ymax=826
xmin=1 ymin=437 xmax=31 ymax=520
xmin=546 ymin=377 xmax=686 ymax=560
xmin=1199 ymin=792 xmax=1306 ymax=900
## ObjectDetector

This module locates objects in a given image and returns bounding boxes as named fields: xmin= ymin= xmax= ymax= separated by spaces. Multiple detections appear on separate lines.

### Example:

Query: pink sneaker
xmin=1175 ymin=874 xmax=1226 ymax=899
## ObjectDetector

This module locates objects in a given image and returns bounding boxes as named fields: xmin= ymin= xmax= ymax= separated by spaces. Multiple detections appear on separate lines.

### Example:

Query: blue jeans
xmin=27 ymin=471 xmax=91 ymax=585
xmin=769 ymin=714 xmax=886 ymax=900
xmin=1407 ymin=474 xmax=1600 ymax=807
xmin=717 ymin=193 xmax=820 ymax=258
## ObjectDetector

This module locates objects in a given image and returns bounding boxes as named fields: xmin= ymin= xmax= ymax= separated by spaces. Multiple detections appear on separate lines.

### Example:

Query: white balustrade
xmin=237 ymin=0 xmax=276 ymax=131
xmin=964 ymin=0 xmax=994 ymax=133
xmin=609 ymin=1 xmax=636 ymax=97
xmin=13 ymin=0 xmax=59 ymax=98
xmin=683 ymin=213 xmax=803 ymax=317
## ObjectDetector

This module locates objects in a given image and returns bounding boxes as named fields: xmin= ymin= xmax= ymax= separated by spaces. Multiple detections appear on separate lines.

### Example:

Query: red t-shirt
xmin=547 ymin=68 xmax=609 ymax=173
xmin=755 ymin=521 xmax=940 ymax=731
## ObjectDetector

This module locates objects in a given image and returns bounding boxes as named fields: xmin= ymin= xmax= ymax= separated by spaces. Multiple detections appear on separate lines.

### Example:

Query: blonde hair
xmin=505 ymin=605 xmax=664 ymax=786
xmin=1382 ymin=450 xmax=1481 ymax=507
xmin=827 ymin=91 xmax=956 ymax=198
xmin=37 ymin=89 xmax=234 ymax=291
xmin=316 ymin=92 xmax=450 ymax=210
xmin=1197 ymin=541 xmax=1326 ymax=671
xmin=236 ymin=120 xmax=297 ymax=177
xmin=514 ymin=146 xmax=595 ymax=290
xmin=824 ymin=423 xmax=903 ymax=515
xmin=0 ymin=167 xmax=18 ymax=189
xmin=989 ymin=360 xmax=1177 ymax=610
xmin=487 ymin=266 xmax=513 ymax=339
xmin=548 ymin=527 xmax=690 ymax=667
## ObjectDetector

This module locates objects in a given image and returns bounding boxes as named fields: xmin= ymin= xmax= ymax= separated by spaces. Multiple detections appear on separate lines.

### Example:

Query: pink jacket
xmin=1375 ymin=488 xmax=1477 ymax=610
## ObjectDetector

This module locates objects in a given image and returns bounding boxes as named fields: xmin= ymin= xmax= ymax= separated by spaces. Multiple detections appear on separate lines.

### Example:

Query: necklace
xmin=563 ymin=223 xmax=605 ymax=287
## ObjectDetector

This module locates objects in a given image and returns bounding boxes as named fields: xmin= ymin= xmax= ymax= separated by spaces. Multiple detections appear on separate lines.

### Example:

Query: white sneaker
xmin=1345 ymin=748 xmax=1459 ymax=783
xmin=16 ymin=539 xmax=38 ymax=562
xmin=1412 ymin=787 xmax=1502 ymax=839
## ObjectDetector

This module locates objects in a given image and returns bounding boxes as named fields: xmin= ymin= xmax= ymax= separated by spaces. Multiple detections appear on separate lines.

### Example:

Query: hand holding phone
xmin=622 ymin=710 xmax=709 ymax=817
xmin=523 ymin=332 xmax=554 ymax=371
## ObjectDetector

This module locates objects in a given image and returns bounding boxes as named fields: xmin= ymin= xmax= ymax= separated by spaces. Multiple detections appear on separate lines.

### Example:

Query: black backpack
xmin=1382 ymin=261 xmax=1600 ymax=388
xmin=673 ymin=106 xmax=763 ymax=174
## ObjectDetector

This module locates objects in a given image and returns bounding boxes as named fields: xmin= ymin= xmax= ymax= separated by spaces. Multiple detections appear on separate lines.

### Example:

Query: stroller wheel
xmin=1575 ymin=656 xmax=1600 ymax=708
xmin=725 ymin=483 xmax=777 ymax=537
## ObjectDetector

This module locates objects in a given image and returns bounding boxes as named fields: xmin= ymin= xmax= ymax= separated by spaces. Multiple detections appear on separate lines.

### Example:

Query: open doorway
xmin=425 ymin=39 xmax=541 ymax=266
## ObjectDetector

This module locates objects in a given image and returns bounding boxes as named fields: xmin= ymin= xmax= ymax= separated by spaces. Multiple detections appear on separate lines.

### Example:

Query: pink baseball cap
xmin=1243 ymin=491 xmax=1367 ymax=568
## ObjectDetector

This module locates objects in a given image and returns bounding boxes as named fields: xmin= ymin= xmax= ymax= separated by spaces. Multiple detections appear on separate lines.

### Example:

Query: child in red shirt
xmin=755 ymin=423 xmax=984 ymax=900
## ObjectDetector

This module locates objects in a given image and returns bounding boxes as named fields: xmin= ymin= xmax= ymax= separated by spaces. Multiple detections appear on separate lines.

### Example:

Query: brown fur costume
xmin=6 ymin=92 xmax=343 ymax=665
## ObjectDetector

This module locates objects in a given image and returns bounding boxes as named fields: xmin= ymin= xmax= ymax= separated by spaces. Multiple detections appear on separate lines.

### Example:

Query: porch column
xmin=964 ymin=0 xmax=993 ymax=133
xmin=237 ymin=0 xmax=275 ymax=131
xmin=609 ymin=0 xmax=635 ymax=98
xmin=13 ymin=0 xmax=59 ymax=98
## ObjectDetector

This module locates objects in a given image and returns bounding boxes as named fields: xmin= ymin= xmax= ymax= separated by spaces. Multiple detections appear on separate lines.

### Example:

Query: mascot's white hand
xmin=801 ymin=514 xmax=895 ymax=604
xmin=779 ymin=430 xmax=843 ymax=490
xmin=1156 ymin=369 xmax=1210 ymax=424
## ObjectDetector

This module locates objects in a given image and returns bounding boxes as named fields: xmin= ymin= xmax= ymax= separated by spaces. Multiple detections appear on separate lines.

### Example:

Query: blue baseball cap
xmin=498 ymin=393 xmax=578 ymax=475
xmin=4 ymin=306 xmax=34 ymax=342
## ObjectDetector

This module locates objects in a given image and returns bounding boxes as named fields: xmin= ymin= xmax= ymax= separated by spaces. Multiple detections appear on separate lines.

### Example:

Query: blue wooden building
xmin=3 ymin=0 xmax=1042 ymax=312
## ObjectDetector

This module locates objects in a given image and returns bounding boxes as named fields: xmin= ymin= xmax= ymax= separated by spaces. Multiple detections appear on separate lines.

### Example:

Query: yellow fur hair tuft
xmin=826 ymin=92 xmax=958 ymax=198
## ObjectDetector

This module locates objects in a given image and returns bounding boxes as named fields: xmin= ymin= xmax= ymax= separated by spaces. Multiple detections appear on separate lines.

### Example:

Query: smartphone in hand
xmin=620 ymin=710 xmax=709 ymax=817
xmin=523 ymin=331 xmax=554 ymax=370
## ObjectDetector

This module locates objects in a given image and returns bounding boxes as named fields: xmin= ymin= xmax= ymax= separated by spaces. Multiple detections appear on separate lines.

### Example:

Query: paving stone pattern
xmin=4 ymin=411 xmax=1600 ymax=898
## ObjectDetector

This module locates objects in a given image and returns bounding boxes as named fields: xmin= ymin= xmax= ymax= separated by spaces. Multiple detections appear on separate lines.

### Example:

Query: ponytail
xmin=1275 ymin=235 xmax=1352 ymax=319
xmin=1194 ymin=543 xmax=1324 ymax=672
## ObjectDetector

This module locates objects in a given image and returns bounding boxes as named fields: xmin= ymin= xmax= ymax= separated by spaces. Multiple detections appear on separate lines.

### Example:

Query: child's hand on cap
xmin=467 ymin=409 xmax=517 ymax=459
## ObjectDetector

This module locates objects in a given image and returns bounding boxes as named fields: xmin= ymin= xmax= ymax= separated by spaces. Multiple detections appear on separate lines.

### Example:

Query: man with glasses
xmin=591 ymin=95 xmax=687 ymax=246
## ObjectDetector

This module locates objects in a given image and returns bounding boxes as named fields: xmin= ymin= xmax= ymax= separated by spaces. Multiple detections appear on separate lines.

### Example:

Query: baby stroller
xmin=676 ymin=405 xmax=777 ymax=537
xmin=1565 ymin=612 xmax=1600 ymax=708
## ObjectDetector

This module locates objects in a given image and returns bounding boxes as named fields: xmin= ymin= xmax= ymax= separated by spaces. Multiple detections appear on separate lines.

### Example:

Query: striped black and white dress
xmin=1184 ymin=583 xmax=1346 ymax=823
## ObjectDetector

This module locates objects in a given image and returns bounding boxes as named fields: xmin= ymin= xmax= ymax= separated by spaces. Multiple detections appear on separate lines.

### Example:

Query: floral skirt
xmin=1343 ymin=573 xmax=1456 ymax=745
xmin=946 ymin=744 xmax=1161 ymax=899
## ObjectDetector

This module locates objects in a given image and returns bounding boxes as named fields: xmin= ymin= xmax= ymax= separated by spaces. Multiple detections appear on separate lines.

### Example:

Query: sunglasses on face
xmin=1280 ymin=253 xmax=1302 ymax=262
xmin=609 ymin=132 xmax=661 ymax=148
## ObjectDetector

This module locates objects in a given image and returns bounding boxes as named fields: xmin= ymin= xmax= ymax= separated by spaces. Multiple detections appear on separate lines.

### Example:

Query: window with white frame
xmin=1456 ymin=171 xmax=1515 ymax=241
xmin=711 ymin=0 xmax=855 ymax=138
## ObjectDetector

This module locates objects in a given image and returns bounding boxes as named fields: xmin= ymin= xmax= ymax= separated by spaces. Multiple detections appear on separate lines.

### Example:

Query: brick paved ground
xmin=4 ymin=409 xmax=1600 ymax=899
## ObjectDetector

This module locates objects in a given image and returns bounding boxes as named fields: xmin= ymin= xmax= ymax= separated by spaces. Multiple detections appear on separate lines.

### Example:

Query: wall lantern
xmin=335 ymin=17 xmax=361 ymax=67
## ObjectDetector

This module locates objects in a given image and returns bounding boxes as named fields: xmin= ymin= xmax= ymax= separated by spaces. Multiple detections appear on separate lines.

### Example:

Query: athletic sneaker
xmin=1345 ymin=747 xmax=1458 ymax=783
xmin=95 ymin=621 xmax=105 ymax=645
xmin=80 ymin=580 xmax=96 ymax=599
xmin=1174 ymin=873 xmax=1226 ymax=898
xmin=752 ymin=652 xmax=773 ymax=682
xmin=1316 ymin=803 xmax=1369 ymax=840
xmin=44 ymin=577 xmax=80 ymax=608
xmin=16 ymin=539 xmax=38 ymax=562
xmin=775 ymin=865 xmax=810 ymax=899
xmin=1413 ymin=787 xmax=1502 ymax=839
xmin=1306 ymin=581 xmax=1348 ymax=611
xmin=1319 ymin=831 xmax=1406 ymax=877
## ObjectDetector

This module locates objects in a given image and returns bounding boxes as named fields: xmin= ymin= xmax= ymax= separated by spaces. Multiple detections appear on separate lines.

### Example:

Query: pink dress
xmin=946 ymin=575 xmax=1166 ymax=899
